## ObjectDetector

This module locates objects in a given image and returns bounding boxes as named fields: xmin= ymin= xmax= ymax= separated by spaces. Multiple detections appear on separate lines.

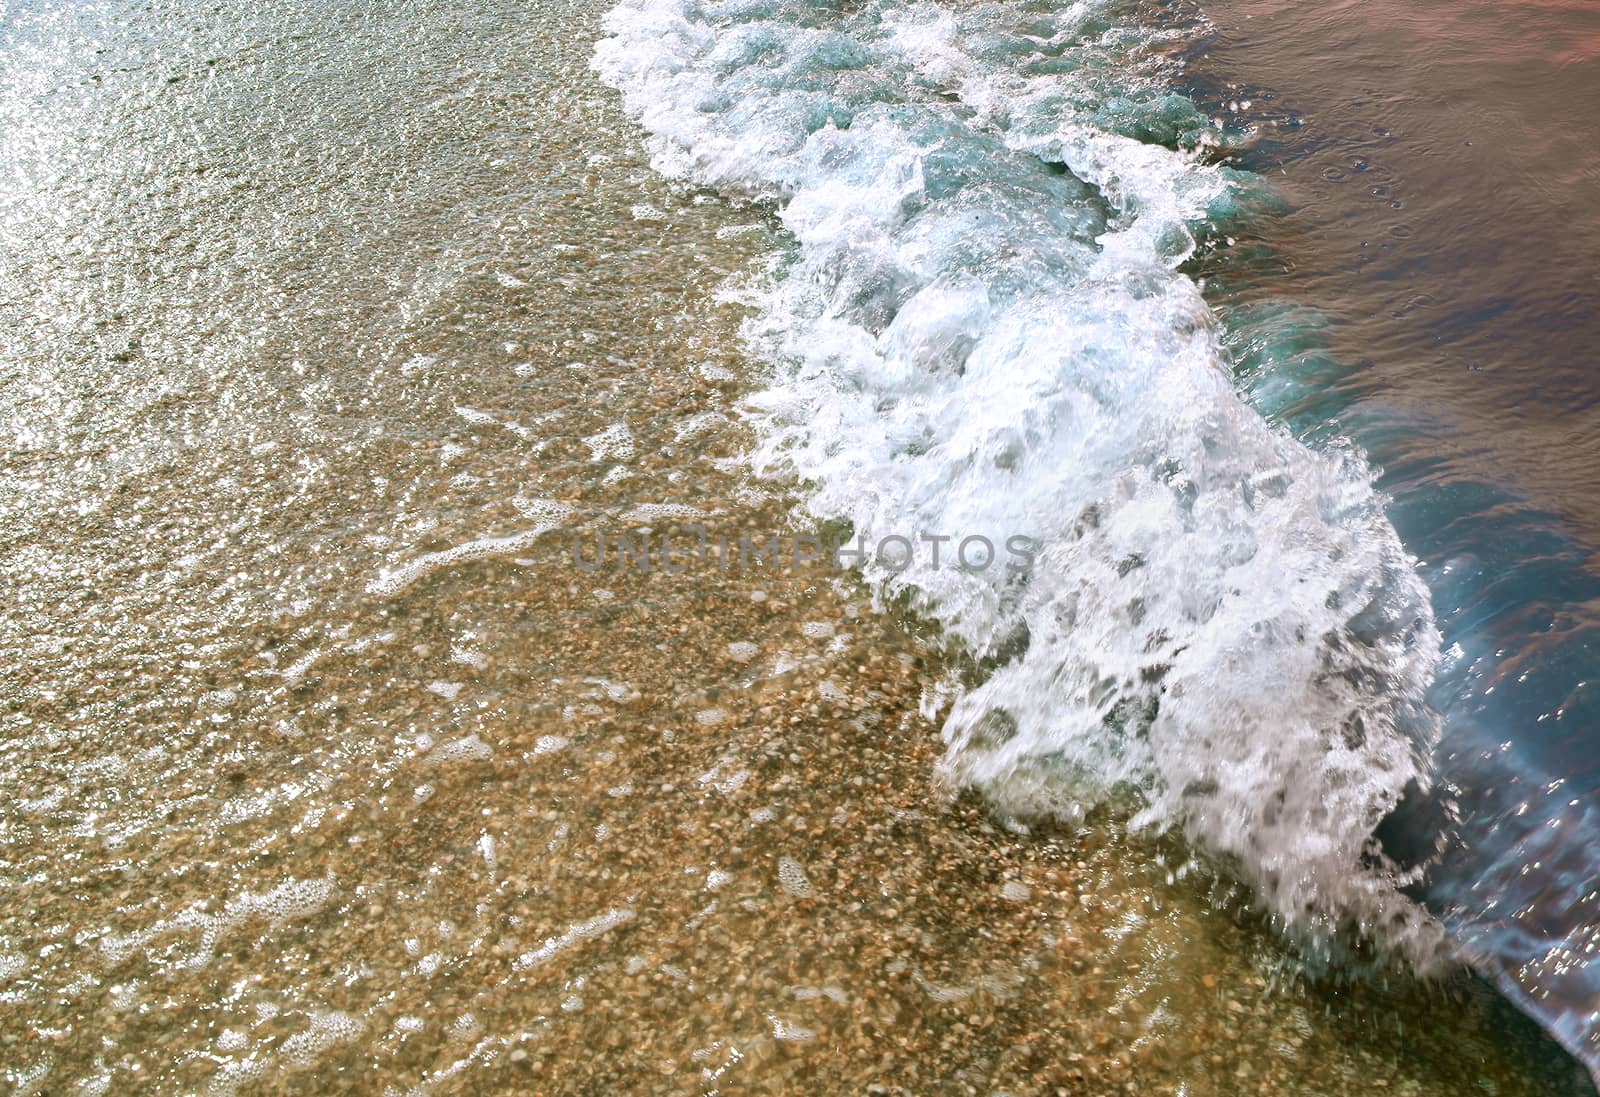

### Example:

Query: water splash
xmin=597 ymin=0 xmax=1448 ymax=964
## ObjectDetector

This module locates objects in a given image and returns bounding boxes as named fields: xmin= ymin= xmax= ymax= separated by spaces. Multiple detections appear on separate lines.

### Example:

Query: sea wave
xmin=595 ymin=0 xmax=1446 ymax=965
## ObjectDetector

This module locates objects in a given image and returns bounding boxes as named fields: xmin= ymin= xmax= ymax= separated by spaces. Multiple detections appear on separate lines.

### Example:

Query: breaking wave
xmin=595 ymin=0 xmax=1447 ymax=964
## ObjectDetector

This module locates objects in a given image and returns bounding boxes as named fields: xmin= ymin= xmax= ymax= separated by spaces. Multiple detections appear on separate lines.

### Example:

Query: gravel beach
xmin=0 ymin=0 xmax=1589 ymax=1093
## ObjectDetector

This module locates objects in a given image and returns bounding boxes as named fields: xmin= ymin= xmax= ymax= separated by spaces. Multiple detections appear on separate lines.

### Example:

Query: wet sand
xmin=0 ymin=0 xmax=1591 ymax=1093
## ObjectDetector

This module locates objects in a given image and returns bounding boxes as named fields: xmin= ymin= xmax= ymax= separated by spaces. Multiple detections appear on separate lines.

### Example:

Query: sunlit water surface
xmin=0 ymin=0 xmax=1592 ymax=1094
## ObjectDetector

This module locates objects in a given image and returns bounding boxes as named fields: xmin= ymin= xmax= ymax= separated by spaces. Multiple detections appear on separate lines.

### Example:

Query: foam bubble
xmin=422 ymin=734 xmax=494 ymax=768
xmin=0 ymin=952 xmax=26 ymax=981
xmin=531 ymin=735 xmax=569 ymax=756
xmin=9 ymin=1056 xmax=49 ymax=1097
xmin=769 ymin=1015 xmax=817 ymax=1041
xmin=367 ymin=500 xmax=570 ymax=597
xmin=279 ymin=1011 xmax=364 ymax=1071
xmin=620 ymin=502 xmax=706 ymax=523
xmin=777 ymin=856 xmax=814 ymax=899
xmin=451 ymin=646 xmax=488 ymax=670
xmin=513 ymin=907 xmax=635 ymax=971
xmin=207 ymin=1057 xmax=268 ymax=1097
xmin=100 ymin=876 xmax=335 ymax=969
xmin=584 ymin=422 xmax=636 ymax=461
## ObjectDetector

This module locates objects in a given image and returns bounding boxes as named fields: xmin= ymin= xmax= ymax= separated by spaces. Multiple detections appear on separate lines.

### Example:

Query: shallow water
xmin=0 ymin=0 xmax=1595 ymax=1093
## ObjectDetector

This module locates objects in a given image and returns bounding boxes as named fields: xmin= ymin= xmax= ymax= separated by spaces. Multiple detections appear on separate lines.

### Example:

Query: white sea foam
xmin=777 ymin=855 xmax=815 ymax=899
xmin=422 ymin=734 xmax=494 ymax=768
xmin=513 ymin=907 xmax=635 ymax=971
xmin=367 ymin=499 xmax=570 ymax=596
xmin=99 ymin=876 xmax=335 ymax=971
xmin=620 ymin=502 xmax=706 ymax=523
xmin=597 ymin=0 xmax=1445 ymax=963
xmin=280 ymin=1011 xmax=364 ymax=1071
xmin=584 ymin=422 xmax=636 ymax=461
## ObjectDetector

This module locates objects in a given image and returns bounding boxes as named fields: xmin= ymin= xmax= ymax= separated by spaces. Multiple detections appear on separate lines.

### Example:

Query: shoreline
xmin=0 ymin=0 xmax=1590 ymax=1092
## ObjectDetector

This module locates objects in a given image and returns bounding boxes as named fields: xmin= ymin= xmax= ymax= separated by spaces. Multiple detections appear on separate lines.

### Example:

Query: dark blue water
xmin=1182 ymin=0 xmax=1600 ymax=1074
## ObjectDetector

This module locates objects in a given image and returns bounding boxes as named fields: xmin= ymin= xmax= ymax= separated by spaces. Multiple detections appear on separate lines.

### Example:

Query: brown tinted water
xmin=1178 ymin=0 xmax=1600 ymax=1077
xmin=0 ymin=0 xmax=1592 ymax=1093
xmin=1185 ymin=0 xmax=1600 ymax=542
